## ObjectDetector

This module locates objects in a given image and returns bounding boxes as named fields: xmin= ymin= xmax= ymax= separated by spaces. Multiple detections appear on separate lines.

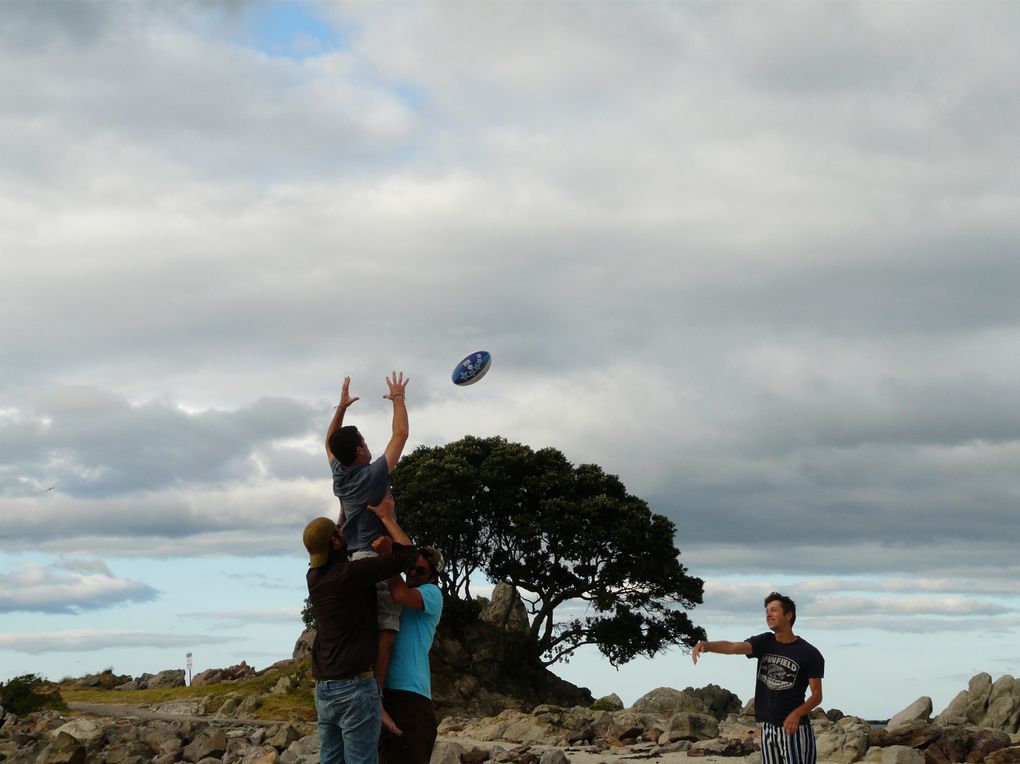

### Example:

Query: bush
xmin=0 ymin=674 xmax=68 ymax=715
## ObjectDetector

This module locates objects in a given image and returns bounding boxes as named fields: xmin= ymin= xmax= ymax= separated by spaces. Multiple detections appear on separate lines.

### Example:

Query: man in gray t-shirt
xmin=324 ymin=372 xmax=410 ymax=734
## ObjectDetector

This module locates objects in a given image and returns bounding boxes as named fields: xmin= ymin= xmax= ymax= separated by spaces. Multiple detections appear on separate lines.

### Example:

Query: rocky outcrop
xmin=113 ymin=669 xmax=186 ymax=691
xmin=0 ymin=709 xmax=320 ymax=764
xmin=888 ymin=697 xmax=933 ymax=731
xmin=191 ymin=662 xmax=257 ymax=687
xmin=479 ymin=583 xmax=532 ymax=635
xmin=936 ymin=674 xmax=1020 ymax=733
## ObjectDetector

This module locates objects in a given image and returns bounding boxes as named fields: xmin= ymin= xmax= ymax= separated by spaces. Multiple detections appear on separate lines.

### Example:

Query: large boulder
xmin=664 ymin=712 xmax=720 ymax=742
xmin=479 ymin=583 xmax=531 ymax=634
xmin=815 ymin=717 xmax=871 ymax=764
xmin=292 ymin=628 xmax=315 ymax=662
xmin=864 ymin=746 xmax=925 ymax=764
xmin=985 ymin=747 xmax=1020 ymax=764
xmin=888 ymin=698 xmax=933 ymax=731
xmin=146 ymin=669 xmax=187 ymax=689
xmin=935 ymin=673 xmax=1020 ymax=733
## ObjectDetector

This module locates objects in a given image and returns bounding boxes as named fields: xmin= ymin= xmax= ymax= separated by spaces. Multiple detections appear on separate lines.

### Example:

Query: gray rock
xmin=52 ymin=718 xmax=105 ymax=744
xmin=863 ymin=745 xmax=924 ymax=764
xmin=887 ymin=697 xmax=932 ymax=731
xmin=664 ymin=711 xmax=719 ymax=742
xmin=593 ymin=693 xmax=624 ymax=711
xmin=292 ymin=628 xmax=315 ymax=661
xmin=815 ymin=719 xmax=869 ymax=764
xmin=147 ymin=669 xmax=187 ymax=689
xmin=479 ymin=582 xmax=530 ymax=634
xmin=986 ymin=747 xmax=1020 ymax=764
xmin=539 ymin=749 xmax=570 ymax=764
xmin=182 ymin=727 xmax=227 ymax=762
xmin=429 ymin=739 xmax=466 ymax=764
xmin=154 ymin=700 xmax=206 ymax=716
xmin=633 ymin=687 xmax=704 ymax=717
xmin=269 ymin=723 xmax=303 ymax=750
xmin=37 ymin=731 xmax=86 ymax=764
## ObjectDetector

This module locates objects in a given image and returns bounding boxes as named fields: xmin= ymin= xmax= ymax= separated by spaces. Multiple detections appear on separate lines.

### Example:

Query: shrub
xmin=0 ymin=674 xmax=68 ymax=715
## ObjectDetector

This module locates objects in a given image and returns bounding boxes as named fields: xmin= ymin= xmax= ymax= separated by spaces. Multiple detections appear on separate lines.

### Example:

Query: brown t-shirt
xmin=307 ymin=543 xmax=417 ymax=680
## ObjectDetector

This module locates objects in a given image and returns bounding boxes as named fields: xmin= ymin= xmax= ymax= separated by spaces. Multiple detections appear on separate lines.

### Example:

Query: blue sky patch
xmin=235 ymin=2 xmax=349 ymax=59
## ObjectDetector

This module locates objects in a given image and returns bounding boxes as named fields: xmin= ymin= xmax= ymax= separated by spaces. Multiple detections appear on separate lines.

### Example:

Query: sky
xmin=2 ymin=1 xmax=1019 ymax=721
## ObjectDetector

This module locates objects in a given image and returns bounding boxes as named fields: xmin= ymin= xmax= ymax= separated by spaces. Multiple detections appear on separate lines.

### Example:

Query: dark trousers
xmin=380 ymin=689 xmax=437 ymax=764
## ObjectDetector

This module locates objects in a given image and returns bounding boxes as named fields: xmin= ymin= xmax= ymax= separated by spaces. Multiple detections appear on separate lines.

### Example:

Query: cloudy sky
xmin=2 ymin=1 xmax=1019 ymax=720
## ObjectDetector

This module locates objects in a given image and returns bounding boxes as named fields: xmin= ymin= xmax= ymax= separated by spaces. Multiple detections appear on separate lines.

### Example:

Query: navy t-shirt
xmin=746 ymin=632 xmax=824 ymax=726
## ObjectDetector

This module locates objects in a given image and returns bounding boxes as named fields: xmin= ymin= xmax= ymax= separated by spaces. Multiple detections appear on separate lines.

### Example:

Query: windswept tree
xmin=391 ymin=436 xmax=705 ymax=667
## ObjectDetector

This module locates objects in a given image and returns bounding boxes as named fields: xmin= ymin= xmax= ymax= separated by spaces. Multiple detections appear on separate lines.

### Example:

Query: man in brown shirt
xmin=304 ymin=502 xmax=417 ymax=764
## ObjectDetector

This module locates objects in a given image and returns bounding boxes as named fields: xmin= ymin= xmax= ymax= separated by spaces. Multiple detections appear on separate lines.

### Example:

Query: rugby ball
xmin=452 ymin=351 xmax=492 ymax=386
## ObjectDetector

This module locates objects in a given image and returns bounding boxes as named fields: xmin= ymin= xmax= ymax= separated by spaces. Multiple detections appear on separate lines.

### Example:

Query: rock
xmin=182 ymin=727 xmax=227 ymax=762
xmin=242 ymin=748 xmax=281 ymax=764
xmin=664 ymin=712 xmax=719 ymax=742
xmin=37 ymin=730 xmax=86 ymax=764
xmin=592 ymin=693 xmax=624 ymax=711
xmin=937 ymin=691 xmax=971 ymax=726
xmin=430 ymin=739 xmax=466 ymax=764
xmin=633 ymin=687 xmax=705 ymax=717
xmin=864 ymin=746 xmax=925 ymax=764
xmin=217 ymin=698 xmax=240 ymax=716
xmin=538 ymin=746 xmax=571 ymax=762
xmin=986 ymin=747 xmax=1020 ymax=764
xmin=689 ymin=736 xmax=759 ymax=757
xmin=966 ymin=674 xmax=995 ymax=724
xmin=146 ymin=669 xmax=187 ymax=689
xmin=154 ymin=700 xmax=206 ymax=716
xmin=985 ymin=677 xmax=1020 ymax=732
xmin=272 ymin=676 xmax=295 ymax=695
xmin=479 ymin=583 xmax=531 ymax=634
xmin=968 ymin=728 xmax=1012 ymax=763
xmin=924 ymin=725 xmax=973 ymax=764
xmin=191 ymin=661 xmax=257 ymax=686
xmin=888 ymin=698 xmax=933 ymax=731
xmin=877 ymin=721 xmax=941 ymax=749
xmin=815 ymin=718 xmax=870 ymax=764
xmin=53 ymin=718 xmax=105 ymax=744
xmin=293 ymin=628 xmax=316 ymax=661
xmin=269 ymin=723 xmax=303 ymax=750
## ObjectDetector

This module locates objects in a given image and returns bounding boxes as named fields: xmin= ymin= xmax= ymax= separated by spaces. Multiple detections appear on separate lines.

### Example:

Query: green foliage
xmin=301 ymin=596 xmax=316 ymax=629
xmin=391 ymin=436 xmax=706 ymax=668
xmin=589 ymin=697 xmax=619 ymax=711
xmin=0 ymin=674 xmax=67 ymax=715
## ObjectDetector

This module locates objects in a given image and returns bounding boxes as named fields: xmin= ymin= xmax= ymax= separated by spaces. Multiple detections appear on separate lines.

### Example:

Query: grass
xmin=59 ymin=661 xmax=317 ymax=722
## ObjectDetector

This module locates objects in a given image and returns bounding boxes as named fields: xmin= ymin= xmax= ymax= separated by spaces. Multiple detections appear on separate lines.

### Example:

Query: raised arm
xmin=382 ymin=371 xmax=410 ymax=471
xmin=691 ymin=639 xmax=753 ymax=664
xmin=325 ymin=377 xmax=359 ymax=462
xmin=368 ymin=492 xmax=411 ymax=545
xmin=368 ymin=492 xmax=424 ymax=609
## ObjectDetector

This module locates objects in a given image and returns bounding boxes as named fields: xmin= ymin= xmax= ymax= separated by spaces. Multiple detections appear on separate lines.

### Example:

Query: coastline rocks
xmin=815 ymin=717 xmax=871 ymax=763
xmin=937 ymin=674 xmax=1020 ymax=733
xmin=0 ymin=711 xmax=320 ymax=764
xmin=632 ymin=685 xmax=741 ymax=721
xmin=114 ymin=669 xmax=186 ymax=691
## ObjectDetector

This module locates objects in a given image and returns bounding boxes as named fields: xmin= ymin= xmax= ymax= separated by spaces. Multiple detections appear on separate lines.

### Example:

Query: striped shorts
xmin=760 ymin=720 xmax=816 ymax=764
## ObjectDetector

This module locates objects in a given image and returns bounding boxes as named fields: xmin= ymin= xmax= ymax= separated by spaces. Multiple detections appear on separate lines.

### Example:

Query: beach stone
xmin=593 ymin=693 xmax=624 ymax=711
xmin=985 ymin=677 xmax=1020 ymax=732
xmin=816 ymin=720 xmax=869 ymax=764
xmin=664 ymin=711 xmax=719 ymax=742
xmin=430 ymin=740 xmax=466 ymax=764
xmin=633 ymin=687 xmax=704 ymax=717
xmin=985 ymin=747 xmax=1020 ymax=764
xmin=967 ymin=728 xmax=1012 ymax=763
xmin=938 ymin=691 xmax=971 ymax=726
xmin=924 ymin=725 xmax=973 ymax=764
xmin=147 ymin=669 xmax=187 ymax=689
xmin=865 ymin=746 xmax=925 ymax=764
xmin=689 ymin=736 xmax=759 ymax=756
xmin=155 ymin=700 xmax=206 ymax=716
xmin=539 ymin=749 xmax=569 ymax=764
xmin=875 ymin=721 xmax=942 ymax=749
xmin=888 ymin=698 xmax=933 ymax=730
xmin=37 ymin=731 xmax=86 ymax=764
xmin=269 ymin=723 xmax=303 ymax=749
xmin=182 ymin=727 xmax=227 ymax=762
xmin=53 ymin=718 xmax=105 ymax=744
xmin=242 ymin=749 xmax=280 ymax=764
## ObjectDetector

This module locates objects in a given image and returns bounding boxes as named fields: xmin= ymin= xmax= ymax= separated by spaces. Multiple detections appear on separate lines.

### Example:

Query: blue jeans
xmin=315 ymin=677 xmax=381 ymax=764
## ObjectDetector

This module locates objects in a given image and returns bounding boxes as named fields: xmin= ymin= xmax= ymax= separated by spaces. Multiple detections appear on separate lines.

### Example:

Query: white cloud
xmin=0 ymin=561 xmax=158 ymax=614
xmin=0 ymin=629 xmax=233 ymax=654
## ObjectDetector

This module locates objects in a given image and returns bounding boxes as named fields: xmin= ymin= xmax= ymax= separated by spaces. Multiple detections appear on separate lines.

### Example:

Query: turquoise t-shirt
xmin=385 ymin=583 xmax=443 ymax=698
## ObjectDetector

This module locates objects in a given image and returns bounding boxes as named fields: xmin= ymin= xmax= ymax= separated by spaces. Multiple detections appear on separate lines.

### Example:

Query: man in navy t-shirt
xmin=692 ymin=592 xmax=825 ymax=764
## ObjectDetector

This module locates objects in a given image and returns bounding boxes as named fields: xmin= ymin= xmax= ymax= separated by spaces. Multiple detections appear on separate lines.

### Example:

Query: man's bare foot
xmin=382 ymin=708 xmax=403 ymax=736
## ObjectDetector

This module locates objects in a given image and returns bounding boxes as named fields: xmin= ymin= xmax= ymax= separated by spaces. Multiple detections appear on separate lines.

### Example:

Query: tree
xmin=390 ymin=436 xmax=706 ymax=667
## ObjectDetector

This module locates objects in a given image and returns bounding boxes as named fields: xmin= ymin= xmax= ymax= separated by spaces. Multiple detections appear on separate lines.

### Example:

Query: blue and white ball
xmin=452 ymin=351 xmax=492 ymax=386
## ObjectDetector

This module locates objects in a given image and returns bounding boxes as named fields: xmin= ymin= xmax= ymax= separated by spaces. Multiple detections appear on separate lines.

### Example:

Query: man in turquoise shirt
xmin=369 ymin=494 xmax=444 ymax=764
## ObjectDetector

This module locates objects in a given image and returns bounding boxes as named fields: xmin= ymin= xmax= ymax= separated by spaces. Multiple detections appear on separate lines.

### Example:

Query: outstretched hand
xmin=384 ymin=371 xmax=409 ymax=400
xmin=368 ymin=492 xmax=396 ymax=524
xmin=338 ymin=376 xmax=360 ymax=410
xmin=691 ymin=640 xmax=706 ymax=665
xmin=371 ymin=535 xmax=393 ymax=555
